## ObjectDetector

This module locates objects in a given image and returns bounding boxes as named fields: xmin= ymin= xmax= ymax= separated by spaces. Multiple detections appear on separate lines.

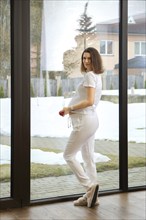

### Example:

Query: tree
xmin=0 ymin=0 xmax=10 ymax=79
xmin=30 ymin=0 xmax=43 ymax=77
xmin=0 ymin=1 xmax=43 ymax=79
xmin=77 ymin=2 xmax=95 ymax=49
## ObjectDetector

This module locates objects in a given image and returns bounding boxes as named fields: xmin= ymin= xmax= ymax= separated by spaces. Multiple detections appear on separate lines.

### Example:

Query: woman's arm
xmin=62 ymin=87 xmax=95 ymax=116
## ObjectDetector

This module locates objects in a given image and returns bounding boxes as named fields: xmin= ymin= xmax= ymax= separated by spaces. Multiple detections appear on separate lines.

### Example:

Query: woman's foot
xmin=74 ymin=195 xmax=99 ymax=207
xmin=86 ymin=184 xmax=99 ymax=208
xmin=74 ymin=197 xmax=87 ymax=206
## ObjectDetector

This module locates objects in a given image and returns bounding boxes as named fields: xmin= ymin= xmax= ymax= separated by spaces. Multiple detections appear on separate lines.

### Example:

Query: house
xmin=63 ymin=13 xmax=146 ymax=78
xmin=114 ymin=56 xmax=146 ymax=75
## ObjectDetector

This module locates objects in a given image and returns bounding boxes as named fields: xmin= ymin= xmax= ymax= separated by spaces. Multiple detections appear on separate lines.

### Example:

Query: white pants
xmin=63 ymin=112 xmax=99 ymax=189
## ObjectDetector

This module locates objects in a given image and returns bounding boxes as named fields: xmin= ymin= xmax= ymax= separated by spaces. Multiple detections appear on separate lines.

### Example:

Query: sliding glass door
xmin=127 ymin=1 xmax=146 ymax=187
xmin=30 ymin=0 xmax=120 ymax=200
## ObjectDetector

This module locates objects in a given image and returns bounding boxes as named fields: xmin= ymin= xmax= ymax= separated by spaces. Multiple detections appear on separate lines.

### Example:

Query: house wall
xmin=31 ymin=33 xmax=145 ymax=78
xmin=96 ymin=33 xmax=119 ymax=72
xmin=65 ymin=33 xmax=145 ymax=78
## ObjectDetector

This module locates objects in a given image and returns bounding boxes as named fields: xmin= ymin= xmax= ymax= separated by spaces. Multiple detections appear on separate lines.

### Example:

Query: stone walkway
xmin=31 ymin=167 xmax=146 ymax=199
xmin=1 ymin=136 xmax=146 ymax=157
xmin=0 ymin=136 xmax=146 ymax=200
xmin=0 ymin=167 xmax=146 ymax=200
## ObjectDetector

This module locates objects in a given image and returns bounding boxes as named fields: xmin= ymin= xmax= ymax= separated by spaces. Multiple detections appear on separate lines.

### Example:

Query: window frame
xmin=134 ymin=41 xmax=146 ymax=56
xmin=100 ymin=40 xmax=114 ymax=55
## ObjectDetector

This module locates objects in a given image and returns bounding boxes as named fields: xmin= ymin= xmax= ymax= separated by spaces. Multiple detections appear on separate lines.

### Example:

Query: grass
xmin=0 ymin=154 xmax=145 ymax=182
xmin=136 ymin=127 xmax=146 ymax=130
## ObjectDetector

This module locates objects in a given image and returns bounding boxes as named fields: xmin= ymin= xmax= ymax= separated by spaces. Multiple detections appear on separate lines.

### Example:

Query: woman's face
xmin=83 ymin=52 xmax=93 ymax=72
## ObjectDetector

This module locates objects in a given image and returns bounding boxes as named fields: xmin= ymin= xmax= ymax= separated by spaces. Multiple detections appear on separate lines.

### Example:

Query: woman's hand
xmin=59 ymin=107 xmax=70 ymax=117
xmin=63 ymin=107 xmax=70 ymax=115
xmin=59 ymin=87 xmax=95 ymax=117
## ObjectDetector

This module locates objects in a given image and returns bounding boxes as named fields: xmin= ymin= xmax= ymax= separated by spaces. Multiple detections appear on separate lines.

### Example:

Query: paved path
xmin=1 ymin=136 xmax=145 ymax=157
xmin=0 ymin=167 xmax=146 ymax=199
xmin=0 ymin=136 xmax=145 ymax=200
xmin=31 ymin=137 xmax=146 ymax=158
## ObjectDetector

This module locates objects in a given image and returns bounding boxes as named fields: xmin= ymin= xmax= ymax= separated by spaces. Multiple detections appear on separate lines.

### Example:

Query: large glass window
xmin=128 ymin=1 xmax=146 ymax=187
xmin=0 ymin=0 xmax=145 ymax=210
xmin=30 ymin=0 xmax=119 ymax=200
xmin=0 ymin=0 xmax=11 ymax=198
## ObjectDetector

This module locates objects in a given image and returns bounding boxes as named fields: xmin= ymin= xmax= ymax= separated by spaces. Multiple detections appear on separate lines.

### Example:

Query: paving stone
xmin=1 ymin=167 xmax=145 ymax=199
xmin=0 ymin=136 xmax=145 ymax=200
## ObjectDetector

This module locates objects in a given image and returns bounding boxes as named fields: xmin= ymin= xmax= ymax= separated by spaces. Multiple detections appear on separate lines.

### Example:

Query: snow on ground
xmin=0 ymin=89 xmax=145 ymax=165
xmin=0 ymin=144 xmax=110 ymax=165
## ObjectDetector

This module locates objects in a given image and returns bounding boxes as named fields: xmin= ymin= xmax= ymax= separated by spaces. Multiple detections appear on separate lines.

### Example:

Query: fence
xmin=0 ymin=75 xmax=145 ymax=98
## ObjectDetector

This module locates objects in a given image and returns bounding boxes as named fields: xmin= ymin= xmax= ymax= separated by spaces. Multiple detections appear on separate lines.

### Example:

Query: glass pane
xmin=100 ymin=41 xmax=106 ymax=54
xmin=135 ymin=42 xmax=140 ymax=55
xmin=107 ymin=41 xmax=113 ymax=54
xmin=128 ymin=1 xmax=146 ymax=187
xmin=141 ymin=42 xmax=146 ymax=55
xmin=30 ymin=0 xmax=119 ymax=200
xmin=0 ymin=0 xmax=11 ymax=198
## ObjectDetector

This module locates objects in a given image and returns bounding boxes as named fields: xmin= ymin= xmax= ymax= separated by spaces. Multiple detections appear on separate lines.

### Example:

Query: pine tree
xmin=77 ymin=2 xmax=95 ymax=49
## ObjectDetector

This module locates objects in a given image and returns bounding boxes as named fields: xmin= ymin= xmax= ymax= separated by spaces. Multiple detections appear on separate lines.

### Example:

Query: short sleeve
xmin=83 ymin=72 xmax=96 ymax=88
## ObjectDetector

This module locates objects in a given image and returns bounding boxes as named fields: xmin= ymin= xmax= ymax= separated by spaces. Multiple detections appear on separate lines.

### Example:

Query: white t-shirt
xmin=68 ymin=71 xmax=102 ymax=114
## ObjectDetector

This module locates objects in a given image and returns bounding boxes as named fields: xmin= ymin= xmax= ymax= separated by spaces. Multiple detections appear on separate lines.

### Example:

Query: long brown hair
xmin=81 ymin=47 xmax=104 ymax=74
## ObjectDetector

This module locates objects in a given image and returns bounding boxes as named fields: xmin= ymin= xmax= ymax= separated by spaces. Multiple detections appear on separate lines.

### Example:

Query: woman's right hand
xmin=59 ymin=107 xmax=70 ymax=117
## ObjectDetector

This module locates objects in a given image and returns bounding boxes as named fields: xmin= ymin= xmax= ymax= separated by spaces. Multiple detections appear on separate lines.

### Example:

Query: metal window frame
xmin=0 ymin=0 xmax=30 ymax=209
xmin=10 ymin=0 xmax=30 ymax=206
xmin=119 ymin=0 xmax=128 ymax=191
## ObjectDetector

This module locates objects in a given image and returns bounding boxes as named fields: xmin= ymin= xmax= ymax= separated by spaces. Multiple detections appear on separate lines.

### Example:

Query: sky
xmin=40 ymin=0 xmax=146 ymax=71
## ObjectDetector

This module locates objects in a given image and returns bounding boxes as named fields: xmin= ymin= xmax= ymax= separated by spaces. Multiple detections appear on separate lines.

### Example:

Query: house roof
xmin=115 ymin=56 xmax=146 ymax=69
xmin=95 ymin=13 xmax=146 ymax=34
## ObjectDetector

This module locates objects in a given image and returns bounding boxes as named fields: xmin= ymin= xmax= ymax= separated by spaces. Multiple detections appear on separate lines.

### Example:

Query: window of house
xmin=135 ymin=41 xmax=146 ymax=56
xmin=100 ymin=40 xmax=113 ymax=55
